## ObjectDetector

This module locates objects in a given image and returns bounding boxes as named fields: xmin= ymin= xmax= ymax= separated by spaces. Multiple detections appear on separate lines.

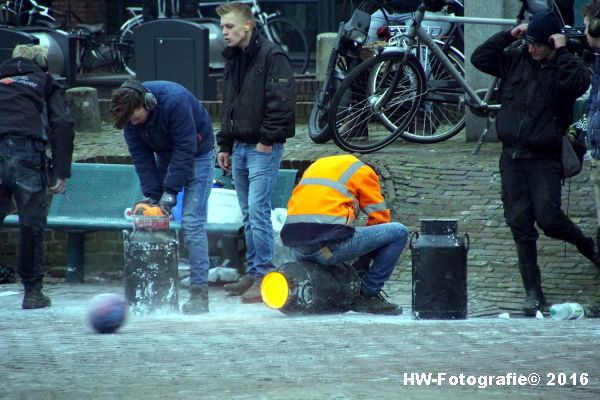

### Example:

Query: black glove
xmin=159 ymin=192 xmax=177 ymax=216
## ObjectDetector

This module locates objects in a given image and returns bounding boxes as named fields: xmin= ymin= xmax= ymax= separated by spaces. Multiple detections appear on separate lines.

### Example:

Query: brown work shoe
xmin=22 ymin=288 xmax=51 ymax=309
xmin=351 ymin=292 xmax=402 ymax=316
xmin=223 ymin=275 xmax=255 ymax=296
xmin=241 ymin=281 xmax=262 ymax=304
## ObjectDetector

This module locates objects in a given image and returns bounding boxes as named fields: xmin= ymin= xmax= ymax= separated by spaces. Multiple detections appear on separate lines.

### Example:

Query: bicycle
xmin=0 ymin=0 xmax=57 ymax=27
xmin=308 ymin=7 xmax=371 ymax=144
xmin=308 ymin=0 xmax=464 ymax=145
xmin=327 ymin=0 xmax=500 ymax=154
xmin=70 ymin=25 xmax=125 ymax=74
xmin=116 ymin=6 xmax=142 ymax=76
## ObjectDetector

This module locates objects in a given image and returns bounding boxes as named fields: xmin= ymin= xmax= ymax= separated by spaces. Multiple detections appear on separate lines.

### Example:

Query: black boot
xmin=22 ymin=282 xmax=51 ymax=309
xmin=182 ymin=284 xmax=208 ymax=314
xmin=516 ymin=243 xmax=545 ymax=316
xmin=575 ymin=236 xmax=600 ymax=269
xmin=223 ymin=275 xmax=255 ymax=296
xmin=351 ymin=292 xmax=402 ymax=316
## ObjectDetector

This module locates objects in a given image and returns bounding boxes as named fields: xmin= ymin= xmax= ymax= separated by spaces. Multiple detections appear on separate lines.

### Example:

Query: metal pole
xmin=423 ymin=13 xmax=516 ymax=26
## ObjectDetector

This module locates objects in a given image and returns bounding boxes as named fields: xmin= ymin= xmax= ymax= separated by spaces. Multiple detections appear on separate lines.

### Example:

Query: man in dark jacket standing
xmin=472 ymin=11 xmax=597 ymax=317
xmin=0 ymin=44 xmax=74 ymax=309
xmin=215 ymin=2 xmax=296 ymax=303
xmin=111 ymin=80 xmax=215 ymax=314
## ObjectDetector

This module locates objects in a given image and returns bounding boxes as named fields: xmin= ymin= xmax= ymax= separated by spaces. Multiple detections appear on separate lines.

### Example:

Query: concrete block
xmin=316 ymin=32 xmax=337 ymax=82
xmin=66 ymin=87 xmax=102 ymax=133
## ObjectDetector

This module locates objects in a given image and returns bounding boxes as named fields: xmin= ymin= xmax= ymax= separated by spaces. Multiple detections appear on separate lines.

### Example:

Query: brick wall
xmin=52 ymin=0 xmax=107 ymax=27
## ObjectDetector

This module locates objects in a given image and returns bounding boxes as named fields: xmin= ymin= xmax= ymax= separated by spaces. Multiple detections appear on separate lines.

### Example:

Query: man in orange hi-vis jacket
xmin=280 ymin=154 xmax=408 ymax=315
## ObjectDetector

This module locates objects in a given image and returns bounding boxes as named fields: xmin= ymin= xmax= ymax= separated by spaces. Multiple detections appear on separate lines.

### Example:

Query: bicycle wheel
xmin=308 ymin=78 xmax=341 ymax=143
xmin=374 ymin=42 xmax=465 ymax=143
xmin=117 ymin=14 xmax=142 ymax=76
xmin=262 ymin=16 xmax=309 ymax=75
xmin=328 ymin=51 xmax=426 ymax=154
xmin=308 ymin=48 xmax=345 ymax=144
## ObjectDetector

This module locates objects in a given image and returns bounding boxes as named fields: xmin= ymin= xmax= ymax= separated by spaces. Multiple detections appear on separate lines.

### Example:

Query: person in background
xmin=111 ymin=80 xmax=215 ymax=314
xmin=215 ymin=2 xmax=296 ymax=303
xmin=471 ymin=11 xmax=597 ymax=317
xmin=583 ymin=0 xmax=600 ymax=256
xmin=281 ymin=154 xmax=408 ymax=315
xmin=0 ymin=44 xmax=74 ymax=309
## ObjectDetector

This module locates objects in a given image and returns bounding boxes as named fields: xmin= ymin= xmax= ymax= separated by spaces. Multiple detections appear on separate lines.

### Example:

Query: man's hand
xmin=218 ymin=152 xmax=231 ymax=172
xmin=511 ymin=24 xmax=527 ymax=39
xmin=256 ymin=143 xmax=272 ymax=153
xmin=159 ymin=192 xmax=177 ymax=216
xmin=549 ymin=33 xmax=566 ymax=49
xmin=49 ymin=178 xmax=65 ymax=194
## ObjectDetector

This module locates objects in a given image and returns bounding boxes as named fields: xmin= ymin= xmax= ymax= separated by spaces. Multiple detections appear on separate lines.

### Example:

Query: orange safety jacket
xmin=280 ymin=154 xmax=390 ymax=248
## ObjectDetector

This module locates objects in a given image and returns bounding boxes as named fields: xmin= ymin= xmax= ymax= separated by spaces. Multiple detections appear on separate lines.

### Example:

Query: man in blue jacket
xmin=472 ymin=11 xmax=597 ymax=317
xmin=111 ymin=80 xmax=215 ymax=314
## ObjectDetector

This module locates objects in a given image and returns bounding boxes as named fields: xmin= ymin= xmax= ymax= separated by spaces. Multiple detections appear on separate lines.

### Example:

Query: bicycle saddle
xmin=76 ymin=23 xmax=105 ymax=34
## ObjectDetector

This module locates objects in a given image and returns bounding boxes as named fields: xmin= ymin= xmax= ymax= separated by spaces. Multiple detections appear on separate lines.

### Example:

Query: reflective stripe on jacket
xmin=280 ymin=154 xmax=390 ymax=247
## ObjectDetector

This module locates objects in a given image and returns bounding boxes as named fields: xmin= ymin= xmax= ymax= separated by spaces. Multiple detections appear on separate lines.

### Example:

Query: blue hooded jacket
xmin=124 ymin=81 xmax=214 ymax=199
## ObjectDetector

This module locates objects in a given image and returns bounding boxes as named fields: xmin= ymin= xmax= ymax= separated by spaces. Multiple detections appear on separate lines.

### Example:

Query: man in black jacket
xmin=0 ymin=44 xmax=74 ymax=309
xmin=472 ymin=11 xmax=597 ymax=316
xmin=215 ymin=2 xmax=296 ymax=303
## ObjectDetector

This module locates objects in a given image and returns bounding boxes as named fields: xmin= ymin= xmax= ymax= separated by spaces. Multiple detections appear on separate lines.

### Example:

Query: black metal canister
xmin=123 ymin=229 xmax=179 ymax=313
xmin=410 ymin=219 xmax=469 ymax=319
xmin=263 ymin=261 xmax=361 ymax=315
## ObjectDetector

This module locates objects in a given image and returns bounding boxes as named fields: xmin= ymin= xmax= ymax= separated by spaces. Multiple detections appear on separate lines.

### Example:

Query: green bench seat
xmin=2 ymin=163 xmax=298 ymax=282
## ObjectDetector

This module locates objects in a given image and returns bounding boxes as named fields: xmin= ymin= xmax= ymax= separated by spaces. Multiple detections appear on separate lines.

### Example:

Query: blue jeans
xmin=292 ymin=222 xmax=409 ymax=295
xmin=231 ymin=141 xmax=284 ymax=279
xmin=181 ymin=150 xmax=215 ymax=286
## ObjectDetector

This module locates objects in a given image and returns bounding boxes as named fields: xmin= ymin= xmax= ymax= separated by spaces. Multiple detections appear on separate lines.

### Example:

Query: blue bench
xmin=2 ymin=163 xmax=298 ymax=282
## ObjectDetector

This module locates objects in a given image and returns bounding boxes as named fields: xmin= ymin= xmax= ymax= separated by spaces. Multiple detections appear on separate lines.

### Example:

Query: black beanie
xmin=526 ymin=11 xmax=562 ymax=44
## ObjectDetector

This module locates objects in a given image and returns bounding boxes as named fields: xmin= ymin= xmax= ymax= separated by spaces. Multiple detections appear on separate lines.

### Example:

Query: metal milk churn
xmin=123 ymin=219 xmax=179 ymax=313
xmin=410 ymin=219 xmax=469 ymax=320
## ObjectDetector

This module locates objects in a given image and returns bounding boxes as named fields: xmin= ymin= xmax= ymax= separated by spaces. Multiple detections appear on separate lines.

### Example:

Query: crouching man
xmin=280 ymin=154 xmax=408 ymax=315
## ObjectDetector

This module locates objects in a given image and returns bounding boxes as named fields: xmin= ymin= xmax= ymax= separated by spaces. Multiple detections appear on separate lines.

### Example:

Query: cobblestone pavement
xmin=1 ymin=281 xmax=599 ymax=400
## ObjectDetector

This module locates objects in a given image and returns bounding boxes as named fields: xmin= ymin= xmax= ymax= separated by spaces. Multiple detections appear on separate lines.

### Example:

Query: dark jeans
xmin=499 ymin=152 xmax=589 ymax=247
xmin=0 ymin=136 xmax=48 ymax=288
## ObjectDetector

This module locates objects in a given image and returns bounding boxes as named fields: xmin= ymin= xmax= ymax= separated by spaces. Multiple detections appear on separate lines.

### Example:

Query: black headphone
xmin=588 ymin=8 xmax=600 ymax=38
xmin=33 ymin=53 xmax=48 ymax=72
xmin=120 ymin=80 xmax=157 ymax=111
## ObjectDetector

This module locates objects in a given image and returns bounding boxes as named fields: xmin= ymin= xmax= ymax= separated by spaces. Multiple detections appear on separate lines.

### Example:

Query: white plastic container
xmin=549 ymin=303 xmax=585 ymax=320
xmin=207 ymin=188 xmax=243 ymax=224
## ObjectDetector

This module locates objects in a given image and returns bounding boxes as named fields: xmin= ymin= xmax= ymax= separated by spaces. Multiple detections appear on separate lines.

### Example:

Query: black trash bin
xmin=0 ymin=27 xmax=77 ymax=85
xmin=410 ymin=219 xmax=469 ymax=320
xmin=134 ymin=19 xmax=217 ymax=100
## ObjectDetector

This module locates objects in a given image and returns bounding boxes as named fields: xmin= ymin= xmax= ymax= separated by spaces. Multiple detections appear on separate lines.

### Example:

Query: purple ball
xmin=88 ymin=293 xmax=128 ymax=334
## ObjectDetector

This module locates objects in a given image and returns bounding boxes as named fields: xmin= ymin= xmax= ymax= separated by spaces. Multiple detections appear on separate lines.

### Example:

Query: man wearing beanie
xmin=472 ymin=11 xmax=597 ymax=317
